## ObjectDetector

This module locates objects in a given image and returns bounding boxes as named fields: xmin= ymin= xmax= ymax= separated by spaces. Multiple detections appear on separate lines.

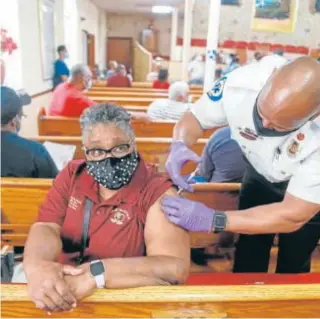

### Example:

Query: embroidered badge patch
xmin=207 ymin=76 xmax=227 ymax=102
xmin=287 ymin=139 xmax=300 ymax=157
xmin=237 ymin=127 xmax=259 ymax=141
xmin=68 ymin=197 xmax=82 ymax=211
xmin=110 ymin=208 xmax=130 ymax=226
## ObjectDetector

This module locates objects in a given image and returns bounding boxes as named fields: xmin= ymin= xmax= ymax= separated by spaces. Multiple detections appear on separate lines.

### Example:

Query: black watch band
xmin=212 ymin=211 xmax=227 ymax=233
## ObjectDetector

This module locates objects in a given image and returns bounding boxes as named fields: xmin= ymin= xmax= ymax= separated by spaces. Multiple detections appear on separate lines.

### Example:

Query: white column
xmin=203 ymin=0 xmax=221 ymax=92
xmin=181 ymin=0 xmax=194 ymax=81
xmin=170 ymin=7 xmax=179 ymax=61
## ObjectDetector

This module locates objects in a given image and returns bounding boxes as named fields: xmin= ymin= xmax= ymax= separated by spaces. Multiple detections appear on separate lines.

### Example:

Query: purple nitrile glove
xmin=161 ymin=195 xmax=215 ymax=232
xmin=165 ymin=141 xmax=201 ymax=192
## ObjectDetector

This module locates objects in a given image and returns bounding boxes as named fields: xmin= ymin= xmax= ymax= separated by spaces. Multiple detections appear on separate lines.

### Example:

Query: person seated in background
xmin=194 ymin=127 xmax=247 ymax=184
xmin=126 ymin=65 xmax=133 ymax=82
xmin=49 ymin=64 xmax=95 ymax=117
xmin=147 ymin=81 xmax=190 ymax=121
xmin=105 ymin=60 xmax=118 ymax=79
xmin=1 ymin=86 xmax=58 ymax=178
xmin=53 ymin=45 xmax=70 ymax=90
xmin=188 ymin=54 xmax=205 ymax=85
xmin=222 ymin=54 xmax=240 ymax=75
xmin=146 ymin=60 xmax=161 ymax=82
xmin=93 ymin=64 xmax=101 ymax=79
xmin=252 ymin=51 xmax=264 ymax=63
xmin=21 ymin=104 xmax=189 ymax=312
xmin=107 ymin=64 xmax=132 ymax=88
xmin=152 ymin=69 xmax=170 ymax=89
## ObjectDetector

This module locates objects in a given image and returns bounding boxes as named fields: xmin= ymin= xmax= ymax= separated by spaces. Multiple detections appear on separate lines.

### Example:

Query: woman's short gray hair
xmin=80 ymin=103 xmax=135 ymax=139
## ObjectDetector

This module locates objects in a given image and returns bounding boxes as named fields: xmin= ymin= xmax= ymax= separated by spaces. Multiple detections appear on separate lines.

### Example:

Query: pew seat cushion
xmin=37 ymin=158 xmax=173 ymax=265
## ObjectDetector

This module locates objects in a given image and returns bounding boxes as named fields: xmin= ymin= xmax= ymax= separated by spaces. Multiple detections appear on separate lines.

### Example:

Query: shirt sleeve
xmin=189 ymin=77 xmax=228 ymax=129
xmin=55 ymin=60 xmax=69 ymax=77
xmin=287 ymin=150 xmax=320 ymax=204
xmin=197 ymin=136 xmax=215 ymax=181
xmin=34 ymin=145 xmax=59 ymax=178
xmin=71 ymin=95 xmax=96 ymax=117
xmin=37 ymin=163 xmax=74 ymax=225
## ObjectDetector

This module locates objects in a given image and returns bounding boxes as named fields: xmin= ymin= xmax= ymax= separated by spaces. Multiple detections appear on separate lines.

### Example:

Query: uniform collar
xmin=76 ymin=156 xmax=149 ymax=206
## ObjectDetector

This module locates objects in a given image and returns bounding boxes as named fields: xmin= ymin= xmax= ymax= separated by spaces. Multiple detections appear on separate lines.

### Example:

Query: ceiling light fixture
xmin=152 ymin=5 xmax=173 ymax=14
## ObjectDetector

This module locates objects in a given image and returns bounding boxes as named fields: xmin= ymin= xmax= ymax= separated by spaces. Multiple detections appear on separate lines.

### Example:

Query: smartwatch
xmin=212 ymin=211 xmax=227 ymax=233
xmin=90 ymin=260 xmax=106 ymax=288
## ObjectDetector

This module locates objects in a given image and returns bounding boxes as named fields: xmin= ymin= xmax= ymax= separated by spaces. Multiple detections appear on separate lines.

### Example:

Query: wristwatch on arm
xmin=90 ymin=260 xmax=106 ymax=288
xmin=212 ymin=211 xmax=227 ymax=233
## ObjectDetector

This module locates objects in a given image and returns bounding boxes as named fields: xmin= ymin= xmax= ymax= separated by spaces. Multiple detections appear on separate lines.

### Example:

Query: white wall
xmin=191 ymin=0 xmax=320 ymax=47
xmin=106 ymin=1 xmax=319 ymax=62
xmin=16 ymin=0 xmax=106 ymax=95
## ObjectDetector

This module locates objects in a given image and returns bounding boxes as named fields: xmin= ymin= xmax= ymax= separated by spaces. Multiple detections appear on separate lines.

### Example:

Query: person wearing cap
xmin=161 ymin=56 xmax=320 ymax=274
xmin=53 ymin=45 xmax=70 ymax=90
xmin=49 ymin=64 xmax=95 ymax=117
xmin=1 ymin=86 xmax=58 ymax=178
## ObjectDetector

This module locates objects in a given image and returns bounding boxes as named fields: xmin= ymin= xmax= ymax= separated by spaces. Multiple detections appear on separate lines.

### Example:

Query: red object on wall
xmin=235 ymin=41 xmax=247 ymax=49
xmin=247 ymin=42 xmax=260 ymax=50
xmin=296 ymin=46 xmax=309 ymax=54
xmin=223 ymin=40 xmax=236 ymax=48
xmin=284 ymin=45 xmax=297 ymax=53
xmin=271 ymin=43 xmax=284 ymax=52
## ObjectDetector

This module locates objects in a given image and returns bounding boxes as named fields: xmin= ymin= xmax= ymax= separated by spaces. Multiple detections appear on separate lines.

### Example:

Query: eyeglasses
xmin=83 ymin=142 xmax=133 ymax=161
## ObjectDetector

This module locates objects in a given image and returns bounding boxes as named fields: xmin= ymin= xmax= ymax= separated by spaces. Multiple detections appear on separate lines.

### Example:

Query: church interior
xmin=1 ymin=0 xmax=320 ymax=317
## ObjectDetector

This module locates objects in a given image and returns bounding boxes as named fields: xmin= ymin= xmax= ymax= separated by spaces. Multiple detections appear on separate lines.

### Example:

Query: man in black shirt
xmin=1 ymin=86 xmax=58 ymax=178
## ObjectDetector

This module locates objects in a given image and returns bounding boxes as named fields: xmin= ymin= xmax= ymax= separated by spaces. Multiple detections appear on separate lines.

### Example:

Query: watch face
xmin=90 ymin=261 xmax=104 ymax=276
xmin=216 ymin=215 xmax=226 ymax=227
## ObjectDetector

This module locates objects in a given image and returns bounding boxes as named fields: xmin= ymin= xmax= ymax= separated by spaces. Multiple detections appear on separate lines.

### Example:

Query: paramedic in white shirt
xmin=147 ymin=81 xmax=191 ymax=121
xmin=162 ymin=56 xmax=320 ymax=273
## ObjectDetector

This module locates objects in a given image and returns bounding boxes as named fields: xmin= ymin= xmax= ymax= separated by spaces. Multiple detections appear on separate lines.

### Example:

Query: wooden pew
xmin=87 ymin=90 xmax=202 ymax=101
xmin=37 ymin=109 xmax=217 ymax=138
xmin=1 ymin=179 xmax=240 ymax=249
xmin=94 ymin=80 xmax=203 ymax=91
xmin=2 ymin=273 xmax=320 ymax=318
xmin=29 ymin=136 xmax=207 ymax=173
xmin=90 ymin=96 xmax=155 ymax=106
xmin=90 ymin=86 xmax=203 ymax=94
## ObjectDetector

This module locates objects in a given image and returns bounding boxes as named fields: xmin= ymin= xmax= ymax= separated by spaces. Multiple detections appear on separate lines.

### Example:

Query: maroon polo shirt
xmin=38 ymin=158 xmax=172 ymax=265
xmin=107 ymin=74 xmax=132 ymax=88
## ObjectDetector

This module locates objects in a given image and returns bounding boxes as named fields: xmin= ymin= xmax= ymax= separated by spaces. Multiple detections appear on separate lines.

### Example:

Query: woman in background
xmin=152 ymin=69 xmax=170 ymax=89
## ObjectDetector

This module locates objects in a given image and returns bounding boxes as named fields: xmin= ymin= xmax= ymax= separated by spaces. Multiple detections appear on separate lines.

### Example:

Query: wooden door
xmin=107 ymin=37 xmax=132 ymax=68
xmin=87 ymin=33 xmax=95 ymax=69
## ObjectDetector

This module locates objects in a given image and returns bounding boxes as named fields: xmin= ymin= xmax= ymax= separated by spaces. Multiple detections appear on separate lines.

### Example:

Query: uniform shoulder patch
xmin=207 ymin=76 xmax=227 ymax=102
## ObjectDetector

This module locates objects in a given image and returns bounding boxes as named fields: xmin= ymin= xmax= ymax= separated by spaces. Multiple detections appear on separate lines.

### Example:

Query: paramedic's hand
xmin=161 ymin=196 xmax=215 ymax=232
xmin=165 ymin=141 xmax=201 ymax=192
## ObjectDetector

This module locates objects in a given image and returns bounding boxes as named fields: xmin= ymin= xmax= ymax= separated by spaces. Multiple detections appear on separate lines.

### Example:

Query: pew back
xmin=1 ymin=179 xmax=240 ymax=248
xmin=30 ymin=136 xmax=206 ymax=174
xmin=2 ymin=278 xmax=320 ymax=318
xmin=38 ymin=109 xmax=217 ymax=138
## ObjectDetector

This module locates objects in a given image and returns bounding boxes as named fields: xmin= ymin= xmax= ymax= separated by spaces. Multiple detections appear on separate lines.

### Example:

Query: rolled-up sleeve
xmin=37 ymin=163 xmax=73 ymax=226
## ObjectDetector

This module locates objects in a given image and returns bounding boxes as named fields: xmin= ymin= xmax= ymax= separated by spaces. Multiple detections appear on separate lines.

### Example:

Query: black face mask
xmin=86 ymin=152 xmax=139 ymax=190
xmin=252 ymin=100 xmax=298 ymax=137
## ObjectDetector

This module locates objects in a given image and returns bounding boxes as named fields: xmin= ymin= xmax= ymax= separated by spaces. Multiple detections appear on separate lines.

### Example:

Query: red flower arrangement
xmin=1 ymin=28 xmax=18 ymax=55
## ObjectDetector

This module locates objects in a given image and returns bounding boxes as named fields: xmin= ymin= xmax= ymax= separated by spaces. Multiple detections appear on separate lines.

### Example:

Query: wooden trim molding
xmin=31 ymin=89 xmax=52 ymax=99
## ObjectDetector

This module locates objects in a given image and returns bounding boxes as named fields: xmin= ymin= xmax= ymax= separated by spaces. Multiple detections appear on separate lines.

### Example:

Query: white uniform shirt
xmin=190 ymin=56 xmax=320 ymax=204
xmin=147 ymin=99 xmax=191 ymax=121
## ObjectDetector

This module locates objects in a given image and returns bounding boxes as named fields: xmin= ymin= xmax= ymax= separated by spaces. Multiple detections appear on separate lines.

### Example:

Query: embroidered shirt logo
xmin=68 ymin=197 xmax=82 ymax=210
xmin=110 ymin=208 xmax=130 ymax=225
xmin=207 ymin=76 xmax=227 ymax=102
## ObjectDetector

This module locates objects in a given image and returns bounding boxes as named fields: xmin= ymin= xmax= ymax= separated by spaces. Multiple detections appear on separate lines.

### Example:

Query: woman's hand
xmin=64 ymin=264 xmax=96 ymax=301
xmin=26 ymin=261 xmax=83 ymax=313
